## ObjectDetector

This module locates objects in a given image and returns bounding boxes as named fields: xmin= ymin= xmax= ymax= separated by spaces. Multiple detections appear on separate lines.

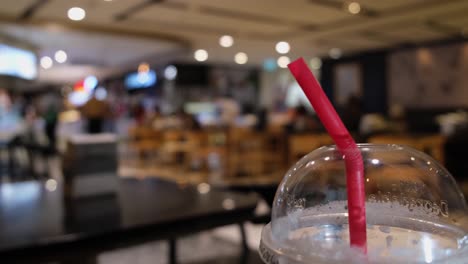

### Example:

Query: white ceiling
xmin=0 ymin=0 xmax=467 ymax=83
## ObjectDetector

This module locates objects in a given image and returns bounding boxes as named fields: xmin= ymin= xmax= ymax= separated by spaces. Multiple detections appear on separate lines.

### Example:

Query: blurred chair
xmin=227 ymin=128 xmax=268 ymax=178
xmin=125 ymin=126 xmax=161 ymax=166
xmin=419 ymin=135 xmax=446 ymax=165
xmin=367 ymin=134 xmax=445 ymax=164
xmin=288 ymin=133 xmax=333 ymax=165
xmin=367 ymin=135 xmax=423 ymax=150
xmin=181 ymin=131 xmax=209 ymax=170
xmin=264 ymin=125 xmax=288 ymax=171
xmin=198 ymin=129 xmax=228 ymax=173
xmin=159 ymin=129 xmax=185 ymax=165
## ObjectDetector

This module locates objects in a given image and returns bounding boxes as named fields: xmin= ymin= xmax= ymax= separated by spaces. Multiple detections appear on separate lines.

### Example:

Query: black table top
xmin=0 ymin=178 xmax=259 ymax=260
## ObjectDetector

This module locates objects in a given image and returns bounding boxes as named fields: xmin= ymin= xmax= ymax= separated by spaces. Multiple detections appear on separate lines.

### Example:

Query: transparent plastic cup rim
xmin=260 ymin=143 xmax=468 ymax=263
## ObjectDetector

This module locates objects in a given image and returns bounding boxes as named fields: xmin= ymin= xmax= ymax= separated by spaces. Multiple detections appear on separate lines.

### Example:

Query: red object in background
xmin=73 ymin=79 xmax=85 ymax=92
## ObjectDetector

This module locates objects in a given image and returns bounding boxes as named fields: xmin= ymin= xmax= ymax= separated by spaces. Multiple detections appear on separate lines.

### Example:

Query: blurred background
xmin=0 ymin=0 xmax=468 ymax=263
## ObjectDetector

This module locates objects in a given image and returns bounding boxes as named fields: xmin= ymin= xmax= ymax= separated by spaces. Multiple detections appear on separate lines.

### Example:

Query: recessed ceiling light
xmin=104 ymin=0 xmax=113 ymax=2
xmin=164 ymin=65 xmax=178 ymax=80
xmin=275 ymin=41 xmax=290 ymax=54
xmin=219 ymin=35 xmax=234 ymax=48
xmin=347 ymin=2 xmax=361 ymax=15
xmin=310 ymin=57 xmax=322 ymax=70
xmin=234 ymin=52 xmax=248 ymax=64
xmin=45 ymin=179 xmax=57 ymax=192
xmin=40 ymin=56 xmax=53 ymax=69
xmin=68 ymin=7 xmax=86 ymax=21
xmin=194 ymin=49 xmax=208 ymax=62
xmin=329 ymin=48 xmax=342 ymax=59
xmin=277 ymin=56 xmax=290 ymax=68
xmin=54 ymin=50 xmax=67 ymax=63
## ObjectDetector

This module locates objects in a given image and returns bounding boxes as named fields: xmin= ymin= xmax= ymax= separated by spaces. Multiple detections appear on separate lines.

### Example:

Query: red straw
xmin=288 ymin=58 xmax=367 ymax=253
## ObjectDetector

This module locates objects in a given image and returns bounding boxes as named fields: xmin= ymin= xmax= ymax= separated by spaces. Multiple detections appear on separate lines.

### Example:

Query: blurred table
xmin=0 ymin=178 xmax=259 ymax=263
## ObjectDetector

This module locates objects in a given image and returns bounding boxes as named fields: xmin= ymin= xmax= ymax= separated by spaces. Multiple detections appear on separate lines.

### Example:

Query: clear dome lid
xmin=260 ymin=144 xmax=468 ymax=263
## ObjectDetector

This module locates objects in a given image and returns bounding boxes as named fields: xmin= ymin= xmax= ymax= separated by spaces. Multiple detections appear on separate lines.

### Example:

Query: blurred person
xmin=131 ymin=103 xmax=146 ymax=126
xmin=232 ymin=79 xmax=256 ymax=106
xmin=215 ymin=93 xmax=240 ymax=127
xmin=33 ymin=92 xmax=61 ymax=152
xmin=159 ymin=112 xmax=182 ymax=130
xmin=20 ymin=104 xmax=44 ymax=176
xmin=388 ymin=104 xmax=407 ymax=133
xmin=152 ymin=107 xmax=168 ymax=130
xmin=146 ymin=105 xmax=161 ymax=126
xmin=43 ymin=104 xmax=58 ymax=152
xmin=179 ymin=109 xmax=201 ymax=131
xmin=340 ymin=95 xmax=363 ymax=133
xmin=0 ymin=88 xmax=12 ymax=128
xmin=254 ymin=108 xmax=268 ymax=132
xmin=10 ymin=93 xmax=26 ymax=117
xmin=81 ymin=93 xmax=111 ymax=134
xmin=0 ymin=88 xmax=11 ymax=111
xmin=359 ymin=113 xmax=389 ymax=139
xmin=0 ymin=89 xmax=25 ymax=137
xmin=285 ymin=105 xmax=319 ymax=134
xmin=235 ymin=104 xmax=258 ymax=128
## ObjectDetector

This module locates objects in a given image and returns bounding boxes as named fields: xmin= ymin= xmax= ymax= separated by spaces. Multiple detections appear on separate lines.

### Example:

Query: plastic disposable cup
xmin=260 ymin=144 xmax=468 ymax=263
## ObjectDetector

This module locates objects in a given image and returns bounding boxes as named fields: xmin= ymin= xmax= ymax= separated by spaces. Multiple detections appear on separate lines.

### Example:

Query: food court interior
xmin=1 ymin=0 xmax=468 ymax=263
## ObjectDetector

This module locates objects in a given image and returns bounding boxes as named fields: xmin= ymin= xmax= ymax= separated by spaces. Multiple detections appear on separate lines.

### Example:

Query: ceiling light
xmin=310 ymin=57 xmax=322 ymax=70
xmin=234 ymin=52 xmax=248 ymax=64
xmin=275 ymin=41 xmax=290 ymax=54
xmin=40 ymin=56 xmax=53 ymax=69
xmin=194 ymin=49 xmax=208 ymax=62
xmin=54 ymin=50 xmax=67 ymax=63
xmin=277 ymin=56 xmax=290 ymax=68
xmin=347 ymin=2 xmax=361 ymax=15
xmin=104 ymin=0 xmax=113 ymax=2
xmin=164 ymin=65 xmax=178 ymax=80
xmin=68 ymin=7 xmax=86 ymax=21
xmin=329 ymin=48 xmax=342 ymax=59
xmin=219 ymin=35 xmax=234 ymax=48
xmin=45 ymin=179 xmax=57 ymax=192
